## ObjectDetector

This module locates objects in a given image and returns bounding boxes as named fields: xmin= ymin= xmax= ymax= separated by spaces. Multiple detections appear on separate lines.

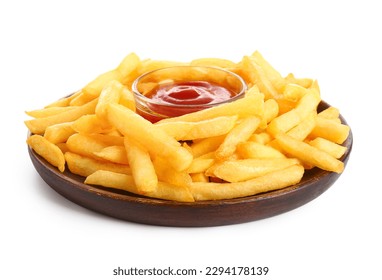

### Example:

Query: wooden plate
xmin=27 ymin=101 xmax=353 ymax=227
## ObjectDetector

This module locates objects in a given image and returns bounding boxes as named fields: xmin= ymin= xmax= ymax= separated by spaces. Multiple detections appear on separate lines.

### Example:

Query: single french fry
xmin=26 ymin=106 xmax=77 ymax=118
xmin=267 ymin=89 xmax=320 ymax=137
xmin=66 ymin=133 xmax=122 ymax=160
xmin=82 ymin=70 xmax=122 ymax=99
xmin=283 ymin=83 xmax=308 ymax=102
xmin=96 ymin=80 xmax=124 ymax=121
xmin=85 ymin=170 xmax=194 ymax=202
xmin=189 ymin=135 xmax=226 ymax=157
xmin=69 ymin=91 xmax=98 ymax=106
xmin=190 ymin=173 xmax=209 ymax=183
xmin=310 ymin=117 xmax=350 ymax=144
xmin=44 ymin=91 xmax=82 ymax=108
xmin=190 ymin=164 xmax=304 ymax=200
xmin=215 ymin=116 xmax=261 ymax=160
xmin=259 ymin=98 xmax=279 ymax=129
xmin=93 ymin=145 xmax=129 ymax=165
xmin=155 ymin=115 xmax=238 ymax=141
xmin=186 ymin=157 xmax=215 ymax=174
xmin=65 ymin=152 xmax=131 ymax=177
xmin=318 ymin=106 xmax=340 ymax=119
xmin=124 ymin=136 xmax=158 ymax=193
xmin=116 ymin=52 xmax=141 ymax=83
xmin=309 ymin=137 xmax=347 ymax=159
xmin=275 ymin=133 xmax=344 ymax=173
xmin=119 ymin=86 xmax=136 ymax=111
xmin=264 ymin=98 xmax=279 ymax=123
xmin=211 ymin=158 xmax=300 ymax=182
xmin=25 ymin=98 xmax=98 ymax=135
xmin=248 ymin=132 xmax=272 ymax=145
xmin=250 ymin=51 xmax=287 ymax=93
xmin=152 ymin=157 xmax=192 ymax=188
xmin=56 ymin=142 xmax=69 ymax=154
xmin=237 ymin=141 xmax=286 ymax=159
xmin=44 ymin=122 xmax=76 ymax=144
xmin=72 ymin=114 xmax=114 ymax=134
xmin=240 ymin=55 xmax=281 ymax=100
xmin=285 ymin=73 xmax=313 ymax=88
xmin=27 ymin=135 xmax=65 ymax=172
xmin=286 ymin=111 xmax=317 ymax=141
xmin=106 ymin=103 xmax=193 ymax=171
xmin=157 ymin=92 xmax=264 ymax=123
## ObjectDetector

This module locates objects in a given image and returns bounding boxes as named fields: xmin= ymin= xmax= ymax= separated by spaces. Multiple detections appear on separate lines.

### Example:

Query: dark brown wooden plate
xmin=27 ymin=101 xmax=352 ymax=227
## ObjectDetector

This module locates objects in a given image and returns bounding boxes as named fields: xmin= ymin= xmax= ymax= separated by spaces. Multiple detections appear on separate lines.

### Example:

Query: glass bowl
xmin=132 ymin=66 xmax=247 ymax=122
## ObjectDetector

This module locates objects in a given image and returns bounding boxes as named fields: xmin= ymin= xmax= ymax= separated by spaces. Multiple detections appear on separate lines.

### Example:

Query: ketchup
xmin=148 ymin=81 xmax=233 ymax=106
xmin=141 ymin=81 xmax=235 ymax=122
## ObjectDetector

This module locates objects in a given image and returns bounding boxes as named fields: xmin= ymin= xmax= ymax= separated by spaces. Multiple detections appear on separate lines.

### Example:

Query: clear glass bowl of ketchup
xmin=132 ymin=66 xmax=247 ymax=122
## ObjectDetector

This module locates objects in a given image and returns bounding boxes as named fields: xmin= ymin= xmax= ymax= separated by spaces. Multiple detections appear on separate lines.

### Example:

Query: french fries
xmin=25 ymin=51 xmax=350 ymax=202
xmin=27 ymin=135 xmax=65 ymax=172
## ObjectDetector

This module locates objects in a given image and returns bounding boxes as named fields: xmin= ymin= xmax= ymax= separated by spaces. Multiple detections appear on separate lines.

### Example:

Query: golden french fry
xmin=239 ymin=55 xmax=281 ymax=100
xmin=189 ymin=135 xmax=225 ymax=157
xmin=27 ymin=135 xmax=65 ymax=172
xmin=44 ymin=122 xmax=76 ymax=144
xmin=286 ymin=111 xmax=317 ymax=141
xmin=26 ymin=106 xmax=77 ymax=118
xmin=85 ymin=133 xmax=124 ymax=146
xmin=155 ymin=115 xmax=238 ymax=141
xmin=310 ymin=117 xmax=350 ymax=144
xmin=283 ymin=83 xmax=308 ymax=102
xmin=210 ymin=158 xmax=300 ymax=182
xmin=119 ymin=86 xmax=136 ymax=111
xmin=152 ymin=157 xmax=192 ymax=187
xmin=25 ymin=98 xmax=98 ymax=135
xmin=215 ymin=116 xmax=261 ymax=160
xmin=158 ymin=92 xmax=264 ymax=123
xmin=93 ymin=145 xmax=129 ymax=165
xmin=190 ymin=172 xmax=209 ymax=183
xmin=44 ymin=91 xmax=82 ymax=108
xmin=66 ymin=133 xmax=123 ymax=160
xmin=186 ymin=157 xmax=215 ymax=174
xmin=259 ymin=98 xmax=279 ymax=129
xmin=237 ymin=141 xmax=286 ymax=159
xmin=264 ymin=98 xmax=279 ymax=123
xmin=106 ymin=103 xmax=193 ymax=171
xmin=124 ymin=136 xmax=158 ymax=193
xmin=56 ymin=142 xmax=70 ymax=154
xmin=309 ymin=137 xmax=347 ymax=159
xmin=248 ymin=132 xmax=272 ymax=144
xmin=250 ymin=51 xmax=286 ymax=93
xmin=72 ymin=114 xmax=114 ymax=134
xmin=318 ymin=106 xmax=340 ymax=119
xmin=275 ymin=133 xmax=344 ymax=173
xmin=96 ymin=80 xmax=124 ymax=121
xmin=116 ymin=52 xmax=141 ymax=83
xmin=82 ymin=70 xmax=122 ymax=99
xmin=85 ymin=170 xmax=194 ymax=202
xmin=267 ymin=89 xmax=320 ymax=137
xmin=69 ymin=91 xmax=98 ymax=106
xmin=65 ymin=152 xmax=131 ymax=177
xmin=190 ymin=164 xmax=304 ymax=200
xmin=285 ymin=73 xmax=313 ymax=88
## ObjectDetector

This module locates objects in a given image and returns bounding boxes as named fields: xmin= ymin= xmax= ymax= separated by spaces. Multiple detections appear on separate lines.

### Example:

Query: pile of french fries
xmin=25 ymin=51 xmax=350 ymax=202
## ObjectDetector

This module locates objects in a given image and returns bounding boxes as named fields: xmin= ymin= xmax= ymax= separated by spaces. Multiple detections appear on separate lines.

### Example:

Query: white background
xmin=1 ymin=0 xmax=381 ymax=279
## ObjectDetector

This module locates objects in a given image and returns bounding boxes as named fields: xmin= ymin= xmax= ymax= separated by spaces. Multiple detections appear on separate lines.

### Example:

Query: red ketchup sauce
xmin=139 ymin=81 xmax=235 ymax=122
